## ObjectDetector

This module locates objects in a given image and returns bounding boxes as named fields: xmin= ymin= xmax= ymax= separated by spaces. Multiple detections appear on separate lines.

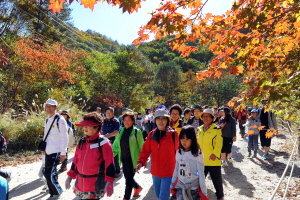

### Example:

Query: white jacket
xmin=44 ymin=114 xmax=68 ymax=155
xmin=67 ymin=127 xmax=75 ymax=148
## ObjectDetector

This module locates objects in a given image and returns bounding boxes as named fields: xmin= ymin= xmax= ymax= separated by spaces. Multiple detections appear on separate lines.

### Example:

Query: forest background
xmin=0 ymin=0 xmax=299 ymax=151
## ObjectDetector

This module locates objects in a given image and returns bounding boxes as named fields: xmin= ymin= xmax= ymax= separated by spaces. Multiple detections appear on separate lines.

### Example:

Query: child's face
xmin=180 ymin=134 xmax=192 ymax=151
xmin=251 ymin=113 xmax=257 ymax=118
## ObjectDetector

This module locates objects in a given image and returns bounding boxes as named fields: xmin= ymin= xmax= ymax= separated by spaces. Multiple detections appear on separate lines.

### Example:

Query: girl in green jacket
xmin=112 ymin=112 xmax=144 ymax=200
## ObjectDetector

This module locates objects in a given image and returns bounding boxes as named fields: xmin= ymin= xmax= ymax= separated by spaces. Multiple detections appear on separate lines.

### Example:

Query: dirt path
xmin=2 ymin=131 xmax=300 ymax=200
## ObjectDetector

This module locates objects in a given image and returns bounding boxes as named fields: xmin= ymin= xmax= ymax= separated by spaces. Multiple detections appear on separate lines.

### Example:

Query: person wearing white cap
xmin=136 ymin=109 xmax=179 ymax=200
xmin=42 ymin=99 xmax=68 ymax=200
xmin=197 ymin=109 xmax=224 ymax=200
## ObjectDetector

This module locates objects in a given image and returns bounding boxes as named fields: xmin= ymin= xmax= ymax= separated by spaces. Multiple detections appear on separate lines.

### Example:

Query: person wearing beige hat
xmin=136 ymin=109 xmax=179 ymax=200
xmin=197 ymin=108 xmax=224 ymax=200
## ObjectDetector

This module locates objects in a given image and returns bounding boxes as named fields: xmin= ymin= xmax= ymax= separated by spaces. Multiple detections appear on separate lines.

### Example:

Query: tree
xmin=152 ymin=61 xmax=182 ymax=107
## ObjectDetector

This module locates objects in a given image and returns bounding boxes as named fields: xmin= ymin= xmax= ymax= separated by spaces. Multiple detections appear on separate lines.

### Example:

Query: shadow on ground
xmin=9 ymin=179 xmax=48 ymax=200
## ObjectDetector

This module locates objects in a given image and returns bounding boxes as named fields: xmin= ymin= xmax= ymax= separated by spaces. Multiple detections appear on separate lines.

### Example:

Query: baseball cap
xmin=45 ymin=99 xmax=57 ymax=106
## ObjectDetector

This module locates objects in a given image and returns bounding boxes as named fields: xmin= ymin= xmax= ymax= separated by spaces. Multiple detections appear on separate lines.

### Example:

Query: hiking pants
xmin=204 ymin=166 xmax=224 ymax=200
xmin=61 ymin=148 xmax=68 ymax=167
xmin=44 ymin=153 xmax=63 ymax=196
xmin=122 ymin=158 xmax=140 ymax=199
xmin=238 ymin=121 xmax=245 ymax=134
xmin=152 ymin=175 xmax=172 ymax=200
xmin=248 ymin=134 xmax=259 ymax=154
xmin=260 ymin=130 xmax=272 ymax=147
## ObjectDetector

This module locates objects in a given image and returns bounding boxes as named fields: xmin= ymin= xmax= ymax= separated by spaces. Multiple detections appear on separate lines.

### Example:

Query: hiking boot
xmin=133 ymin=186 xmax=143 ymax=197
xmin=59 ymin=165 xmax=67 ymax=172
xmin=221 ymin=161 xmax=228 ymax=167
xmin=262 ymin=154 xmax=268 ymax=160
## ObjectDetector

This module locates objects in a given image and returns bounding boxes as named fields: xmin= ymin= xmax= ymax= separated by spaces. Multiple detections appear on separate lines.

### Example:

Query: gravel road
xmin=2 ymin=131 xmax=300 ymax=200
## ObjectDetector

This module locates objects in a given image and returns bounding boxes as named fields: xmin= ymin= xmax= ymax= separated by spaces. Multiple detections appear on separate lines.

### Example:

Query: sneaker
xmin=252 ymin=153 xmax=257 ymax=158
xmin=115 ymin=172 xmax=121 ymax=178
xmin=227 ymin=157 xmax=233 ymax=163
xmin=262 ymin=154 xmax=268 ymax=160
xmin=248 ymin=152 xmax=251 ymax=157
xmin=133 ymin=186 xmax=143 ymax=197
xmin=221 ymin=161 xmax=228 ymax=167
xmin=59 ymin=165 xmax=67 ymax=172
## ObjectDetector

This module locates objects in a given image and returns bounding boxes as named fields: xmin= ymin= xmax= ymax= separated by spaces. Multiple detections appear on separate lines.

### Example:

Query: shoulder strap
xmin=171 ymin=129 xmax=176 ymax=154
xmin=134 ymin=129 xmax=140 ymax=150
xmin=44 ymin=114 xmax=59 ymax=142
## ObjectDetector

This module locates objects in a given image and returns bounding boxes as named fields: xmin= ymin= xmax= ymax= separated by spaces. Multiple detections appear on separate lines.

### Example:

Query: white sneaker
xmin=222 ymin=161 xmax=228 ymax=167
xmin=227 ymin=157 xmax=233 ymax=163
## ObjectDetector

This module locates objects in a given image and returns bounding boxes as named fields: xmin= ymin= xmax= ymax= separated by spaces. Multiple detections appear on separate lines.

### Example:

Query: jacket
xmin=236 ymin=110 xmax=247 ymax=123
xmin=197 ymin=124 xmax=223 ymax=166
xmin=218 ymin=117 xmax=236 ymax=138
xmin=67 ymin=132 xmax=115 ymax=193
xmin=138 ymin=127 xmax=179 ymax=178
xmin=44 ymin=114 xmax=68 ymax=155
xmin=171 ymin=119 xmax=184 ymax=134
xmin=188 ymin=117 xmax=204 ymax=128
xmin=112 ymin=126 xmax=144 ymax=168
xmin=246 ymin=117 xmax=261 ymax=135
xmin=258 ymin=107 xmax=278 ymax=130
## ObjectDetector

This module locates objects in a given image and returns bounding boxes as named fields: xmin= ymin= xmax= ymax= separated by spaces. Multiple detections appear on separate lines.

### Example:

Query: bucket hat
xmin=152 ymin=109 xmax=170 ymax=123
xmin=200 ymin=108 xmax=214 ymax=120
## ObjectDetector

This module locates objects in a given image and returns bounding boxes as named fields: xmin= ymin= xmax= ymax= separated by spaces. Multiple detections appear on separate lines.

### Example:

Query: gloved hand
xmin=65 ymin=176 xmax=72 ymax=190
xmin=106 ymin=181 xmax=114 ymax=197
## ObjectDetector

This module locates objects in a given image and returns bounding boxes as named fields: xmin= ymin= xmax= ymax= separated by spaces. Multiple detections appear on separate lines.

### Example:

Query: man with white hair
xmin=43 ymin=99 xmax=68 ymax=199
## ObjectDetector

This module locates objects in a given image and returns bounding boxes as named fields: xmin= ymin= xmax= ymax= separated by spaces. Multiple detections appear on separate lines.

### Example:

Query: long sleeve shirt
xmin=246 ymin=117 xmax=261 ymax=135
xmin=171 ymin=150 xmax=207 ymax=196
xmin=44 ymin=114 xmax=68 ymax=155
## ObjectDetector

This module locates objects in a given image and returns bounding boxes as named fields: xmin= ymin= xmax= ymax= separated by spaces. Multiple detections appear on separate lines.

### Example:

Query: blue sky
xmin=70 ymin=0 xmax=234 ymax=45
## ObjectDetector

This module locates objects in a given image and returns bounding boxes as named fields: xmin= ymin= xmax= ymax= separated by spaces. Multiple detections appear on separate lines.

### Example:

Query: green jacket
xmin=112 ymin=126 xmax=144 ymax=168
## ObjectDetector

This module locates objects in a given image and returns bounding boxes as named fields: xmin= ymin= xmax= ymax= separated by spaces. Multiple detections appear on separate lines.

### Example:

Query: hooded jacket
xmin=138 ymin=127 xmax=179 ymax=178
xmin=197 ymin=124 xmax=223 ymax=166
xmin=67 ymin=132 xmax=115 ymax=193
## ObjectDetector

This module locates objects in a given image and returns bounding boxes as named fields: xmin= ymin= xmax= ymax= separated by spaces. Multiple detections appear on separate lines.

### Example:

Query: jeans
xmin=152 ymin=175 xmax=172 ymax=200
xmin=204 ymin=166 xmax=224 ymax=200
xmin=248 ymin=134 xmax=258 ymax=154
xmin=176 ymin=188 xmax=199 ymax=200
xmin=122 ymin=158 xmax=140 ymax=199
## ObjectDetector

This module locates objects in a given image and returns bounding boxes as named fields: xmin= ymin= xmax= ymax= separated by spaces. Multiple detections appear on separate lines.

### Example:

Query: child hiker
xmin=246 ymin=109 xmax=261 ymax=158
xmin=170 ymin=125 xmax=209 ymax=200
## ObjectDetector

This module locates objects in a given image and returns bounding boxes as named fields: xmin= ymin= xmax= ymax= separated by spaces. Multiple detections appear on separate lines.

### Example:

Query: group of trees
xmin=0 ymin=0 xmax=244 ymax=116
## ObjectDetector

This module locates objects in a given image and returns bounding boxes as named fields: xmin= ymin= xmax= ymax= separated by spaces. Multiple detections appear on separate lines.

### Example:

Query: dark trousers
xmin=115 ymin=155 xmax=120 ymax=174
xmin=204 ymin=166 xmax=224 ymax=200
xmin=61 ymin=148 xmax=68 ymax=167
xmin=260 ymin=130 xmax=271 ymax=147
xmin=122 ymin=158 xmax=140 ymax=199
xmin=238 ymin=121 xmax=245 ymax=134
xmin=44 ymin=153 xmax=63 ymax=196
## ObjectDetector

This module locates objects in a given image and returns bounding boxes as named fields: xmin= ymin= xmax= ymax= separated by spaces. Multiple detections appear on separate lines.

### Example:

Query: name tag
xmin=90 ymin=143 xmax=99 ymax=149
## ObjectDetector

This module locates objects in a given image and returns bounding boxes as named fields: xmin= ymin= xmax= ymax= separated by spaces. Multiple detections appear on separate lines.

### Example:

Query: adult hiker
xmin=112 ymin=111 xmax=144 ymax=200
xmin=236 ymin=107 xmax=247 ymax=137
xmin=217 ymin=107 xmax=236 ymax=167
xmin=188 ymin=104 xmax=204 ymax=133
xmin=169 ymin=104 xmax=184 ymax=134
xmin=197 ymin=108 xmax=224 ymax=200
xmin=258 ymin=99 xmax=278 ymax=160
xmin=59 ymin=111 xmax=75 ymax=172
xmin=65 ymin=112 xmax=115 ymax=199
xmin=136 ymin=108 xmax=179 ymax=200
xmin=42 ymin=99 xmax=68 ymax=200
xmin=102 ymin=107 xmax=121 ymax=177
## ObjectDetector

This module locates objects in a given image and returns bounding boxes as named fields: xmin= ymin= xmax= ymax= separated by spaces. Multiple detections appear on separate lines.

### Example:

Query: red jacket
xmin=138 ymin=127 xmax=179 ymax=178
xmin=67 ymin=132 xmax=115 ymax=193
xmin=236 ymin=110 xmax=247 ymax=122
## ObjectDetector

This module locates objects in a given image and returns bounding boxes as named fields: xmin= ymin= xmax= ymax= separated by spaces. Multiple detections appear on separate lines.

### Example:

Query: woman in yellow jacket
xmin=197 ymin=108 xmax=224 ymax=200
xmin=169 ymin=104 xmax=184 ymax=134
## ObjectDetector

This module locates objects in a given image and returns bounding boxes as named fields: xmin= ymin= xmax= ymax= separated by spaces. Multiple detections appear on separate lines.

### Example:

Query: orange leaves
xmin=251 ymin=125 xmax=258 ymax=129
xmin=265 ymin=129 xmax=274 ymax=139
xmin=258 ymin=126 xmax=265 ymax=131
xmin=230 ymin=65 xmax=244 ymax=75
xmin=248 ymin=130 xmax=254 ymax=135
xmin=0 ymin=48 xmax=8 ymax=66
xmin=80 ymin=0 xmax=98 ymax=10
xmin=48 ymin=0 xmax=64 ymax=13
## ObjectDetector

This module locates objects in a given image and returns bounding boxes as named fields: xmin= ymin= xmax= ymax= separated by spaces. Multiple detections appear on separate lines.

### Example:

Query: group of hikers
xmin=0 ymin=98 xmax=278 ymax=200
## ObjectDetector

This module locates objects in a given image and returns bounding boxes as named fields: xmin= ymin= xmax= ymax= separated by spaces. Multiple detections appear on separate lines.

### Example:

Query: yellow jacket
xmin=172 ymin=119 xmax=183 ymax=134
xmin=197 ymin=123 xmax=223 ymax=166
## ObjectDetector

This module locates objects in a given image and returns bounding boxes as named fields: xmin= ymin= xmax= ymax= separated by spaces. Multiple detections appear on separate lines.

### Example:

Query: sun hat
xmin=45 ymin=99 xmax=57 ymax=106
xmin=200 ymin=108 xmax=214 ymax=120
xmin=152 ymin=109 xmax=170 ymax=123
xmin=75 ymin=119 xmax=100 ymax=127
xmin=60 ymin=110 xmax=70 ymax=118
xmin=251 ymin=109 xmax=258 ymax=113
